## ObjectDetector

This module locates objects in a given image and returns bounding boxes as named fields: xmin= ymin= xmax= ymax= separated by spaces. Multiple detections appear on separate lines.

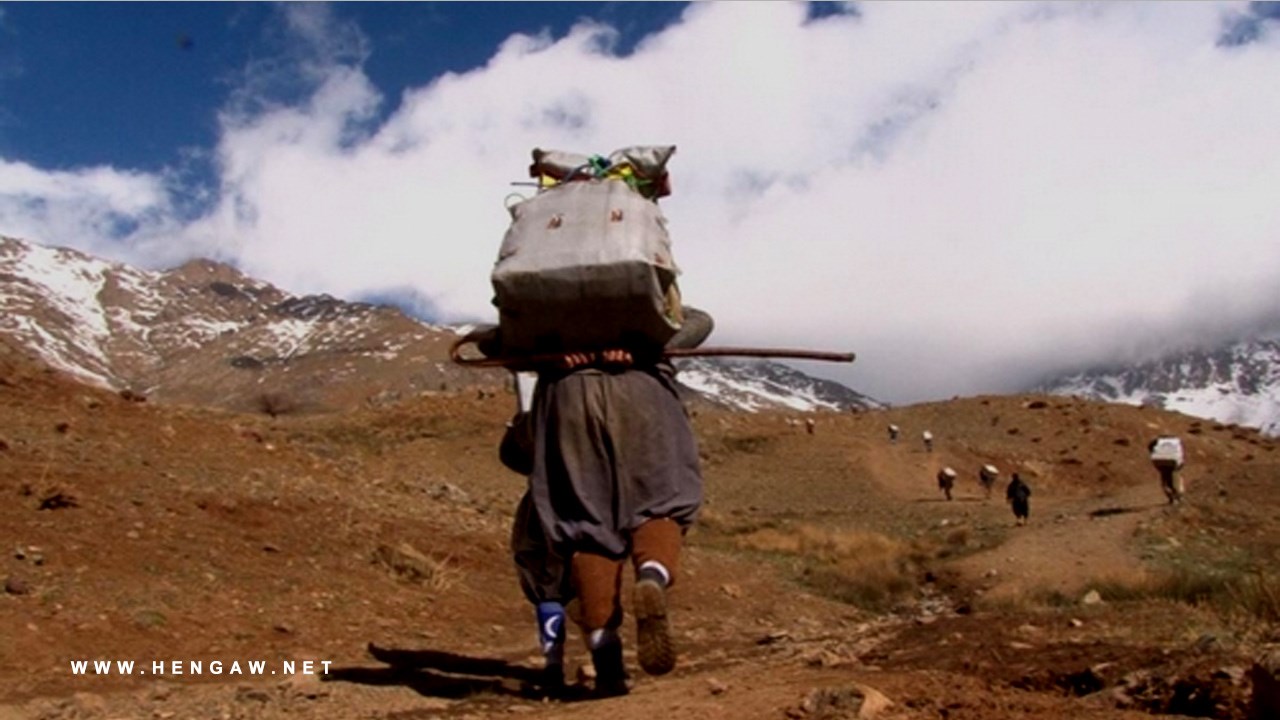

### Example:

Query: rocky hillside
xmin=0 ymin=235 xmax=872 ymax=414
xmin=676 ymin=357 xmax=882 ymax=412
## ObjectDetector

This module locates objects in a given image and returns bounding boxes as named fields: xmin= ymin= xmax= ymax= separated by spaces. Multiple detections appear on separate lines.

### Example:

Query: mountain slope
xmin=0 ymin=235 xmax=873 ymax=414
xmin=676 ymin=357 xmax=882 ymax=412
xmin=0 ymin=235 xmax=498 ymax=411
xmin=1037 ymin=338 xmax=1280 ymax=435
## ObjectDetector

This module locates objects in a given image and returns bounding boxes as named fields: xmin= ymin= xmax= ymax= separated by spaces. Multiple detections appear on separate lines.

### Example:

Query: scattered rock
xmin=38 ymin=490 xmax=79 ymax=511
xmin=4 ymin=576 xmax=31 ymax=595
xmin=720 ymin=583 xmax=743 ymax=599
xmin=1196 ymin=633 xmax=1219 ymax=651
xmin=1068 ymin=618 xmax=1085 ymax=628
xmin=796 ymin=684 xmax=893 ymax=719
xmin=1081 ymin=589 xmax=1103 ymax=606
xmin=707 ymin=678 xmax=729 ymax=695
xmin=279 ymin=672 xmax=329 ymax=701
xmin=757 ymin=630 xmax=792 ymax=646
xmin=234 ymin=686 xmax=272 ymax=704
xmin=803 ymin=649 xmax=851 ymax=668
xmin=1216 ymin=666 xmax=1245 ymax=683
xmin=119 ymin=388 xmax=147 ymax=402
xmin=70 ymin=692 xmax=108 ymax=716
xmin=372 ymin=543 xmax=449 ymax=585
xmin=427 ymin=481 xmax=471 ymax=505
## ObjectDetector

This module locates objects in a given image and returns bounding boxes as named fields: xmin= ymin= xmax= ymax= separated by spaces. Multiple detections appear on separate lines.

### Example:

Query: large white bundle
xmin=492 ymin=177 xmax=681 ymax=355
xmin=1150 ymin=437 xmax=1184 ymax=465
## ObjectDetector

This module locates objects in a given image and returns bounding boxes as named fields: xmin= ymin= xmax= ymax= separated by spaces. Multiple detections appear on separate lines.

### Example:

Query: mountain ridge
xmin=1035 ymin=338 xmax=1280 ymax=435
xmin=0 ymin=235 xmax=877 ymax=414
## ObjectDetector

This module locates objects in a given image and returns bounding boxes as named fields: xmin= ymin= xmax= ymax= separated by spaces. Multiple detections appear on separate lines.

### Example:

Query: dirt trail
xmin=0 ymin=363 xmax=1271 ymax=720
xmin=855 ymin=425 xmax=1175 ymax=600
xmin=950 ymin=484 xmax=1169 ymax=601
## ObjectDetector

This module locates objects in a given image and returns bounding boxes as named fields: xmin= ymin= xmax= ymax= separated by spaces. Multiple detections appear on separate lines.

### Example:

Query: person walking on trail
xmin=922 ymin=429 xmax=934 ymax=452
xmin=1006 ymin=473 xmax=1032 ymax=525
xmin=494 ymin=308 xmax=713 ymax=698
xmin=937 ymin=467 xmax=957 ymax=501
xmin=887 ymin=424 xmax=900 ymax=443
xmin=978 ymin=464 xmax=999 ymax=500
xmin=1148 ymin=435 xmax=1185 ymax=505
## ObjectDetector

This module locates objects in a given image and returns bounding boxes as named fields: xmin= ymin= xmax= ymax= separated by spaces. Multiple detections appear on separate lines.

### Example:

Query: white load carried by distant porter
xmin=491 ymin=146 xmax=683 ymax=356
xmin=1149 ymin=436 xmax=1184 ymax=467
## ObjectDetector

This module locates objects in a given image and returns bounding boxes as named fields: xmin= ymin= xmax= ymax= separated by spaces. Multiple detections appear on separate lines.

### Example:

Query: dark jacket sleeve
xmin=667 ymin=306 xmax=714 ymax=350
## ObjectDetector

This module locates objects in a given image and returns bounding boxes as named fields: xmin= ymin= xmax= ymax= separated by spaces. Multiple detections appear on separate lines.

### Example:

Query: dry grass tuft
xmin=1027 ymin=567 xmax=1280 ymax=624
xmin=733 ymin=525 xmax=918 ymax=611
xmin=372 ymin=543 xmax=460 ymax=592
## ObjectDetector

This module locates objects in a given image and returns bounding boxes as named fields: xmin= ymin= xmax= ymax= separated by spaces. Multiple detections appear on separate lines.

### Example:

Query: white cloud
xmin=4 ymin=1 xmax=1280 ymax=403
xmin=0 ymin=159 xmax=179 ymax=257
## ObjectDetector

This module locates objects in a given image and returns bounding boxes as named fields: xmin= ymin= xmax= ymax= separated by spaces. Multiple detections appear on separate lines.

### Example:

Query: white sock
xmin=544 ymin=642 xmax=565 ymax=666
xmin=587 ymin=627 xmax=621 ymax=651
xmin=638 ymin=560 xmax=671 ymax=587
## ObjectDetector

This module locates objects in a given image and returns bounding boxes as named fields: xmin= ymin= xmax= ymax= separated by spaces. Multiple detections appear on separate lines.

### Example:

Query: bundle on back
xmin=490 ymin=146 xmax=683 ymax=356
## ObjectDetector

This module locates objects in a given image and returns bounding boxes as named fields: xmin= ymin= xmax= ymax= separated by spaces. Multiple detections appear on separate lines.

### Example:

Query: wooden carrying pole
xmin=449 ymin=336 xmax=854 ymax=369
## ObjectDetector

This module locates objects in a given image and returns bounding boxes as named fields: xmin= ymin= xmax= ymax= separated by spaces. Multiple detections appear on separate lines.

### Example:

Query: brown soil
xmin=2 ymin=341 xmax=1277 ymax=719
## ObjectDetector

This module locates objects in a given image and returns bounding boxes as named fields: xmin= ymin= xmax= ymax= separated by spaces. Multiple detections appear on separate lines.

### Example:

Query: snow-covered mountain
xmin=676 ymin=357 xmax=882 ymax=412
xmin=1037 ymin=339 xmax=1280 ymax=436
xmin=0 ymin=235 xmax=478 ymax=411
xmin=0 ymin=235 xmax=873 ymax=414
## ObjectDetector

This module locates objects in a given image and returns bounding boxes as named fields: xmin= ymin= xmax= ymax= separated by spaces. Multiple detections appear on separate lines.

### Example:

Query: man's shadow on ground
xmin=913 ymin=496 xmax=988 ymax=504
xmin=325 ymin=643 xmax=586 ymax=702
xmin=1088 ymin=502 xmax=1169 ymax=518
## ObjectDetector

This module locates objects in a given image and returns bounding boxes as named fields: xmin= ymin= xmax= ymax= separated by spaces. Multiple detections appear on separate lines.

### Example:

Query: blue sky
xmin=0 ymin=2 xmax=690 ymax=171
xmin=2 ymin=2 xmax=1280 ymax=403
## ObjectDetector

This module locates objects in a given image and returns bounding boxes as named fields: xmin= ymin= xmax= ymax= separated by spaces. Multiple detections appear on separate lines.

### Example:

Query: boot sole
xmin=634 ymin=578 xmax=675 ymax=676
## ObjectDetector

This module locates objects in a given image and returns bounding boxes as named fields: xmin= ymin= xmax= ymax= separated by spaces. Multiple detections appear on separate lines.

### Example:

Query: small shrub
xmin=134 ymin=609 xmax=167 ymax=628
xmin=723 ymin=434 xmax=772 ymax=454
xmin=257 ymin=392 xmax=297 ymax=418
xmin=372 ymin=543 xmax=459 ymax=592
xmin=945 ymin=526 xmax=971 ymax=548
xmin=804 ymin=561 xmax=915 ymax=612
xmin=1225 ymin=572 xmax=1280 ymax=623
xmin=1085 ymin=566 xmax=1280 ymax=623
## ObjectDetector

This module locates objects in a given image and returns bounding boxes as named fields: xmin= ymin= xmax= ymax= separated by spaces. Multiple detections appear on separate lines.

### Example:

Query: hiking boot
xmin=634 ymin=567 xmax=676 ymax=676
xmin=589 ymin=634 xmax=629 ymax=698
xmin=540 ymin=662 xmax=566 ymax=696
